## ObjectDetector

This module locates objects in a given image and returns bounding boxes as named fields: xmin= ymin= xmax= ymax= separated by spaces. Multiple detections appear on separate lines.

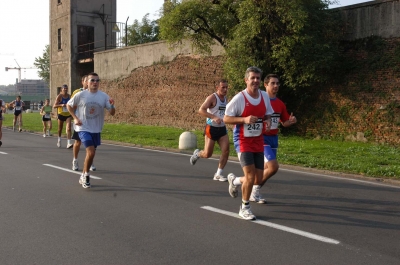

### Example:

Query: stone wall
xmin=100 ymin=37 xmax=400 ymax=146
xmin=334 ymin=0 xmax=400 ymax=40
xmin=101 ymin=55 xmax=225 ymax=130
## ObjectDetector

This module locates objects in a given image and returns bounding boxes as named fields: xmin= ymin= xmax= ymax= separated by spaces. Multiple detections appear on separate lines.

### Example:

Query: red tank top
xmin=236 ymin=91 xmax=267 ymax=153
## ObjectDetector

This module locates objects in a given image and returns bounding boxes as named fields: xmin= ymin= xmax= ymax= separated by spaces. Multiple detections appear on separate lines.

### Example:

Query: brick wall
xmin=101 ymin=39 xmax=400 ymax=146
xmin=101 ymin=55 xmax=225 ymax=130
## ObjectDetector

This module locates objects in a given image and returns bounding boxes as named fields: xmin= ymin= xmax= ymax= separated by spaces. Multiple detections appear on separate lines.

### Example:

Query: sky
xmin=0 ymin=0 xmax=372 ymax=86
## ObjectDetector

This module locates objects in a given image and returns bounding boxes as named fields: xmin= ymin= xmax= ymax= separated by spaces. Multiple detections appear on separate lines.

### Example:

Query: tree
xmin=123 ymin=14 xmax=160 ymax=46
xmin=33 ymin=45 xmax=50 ymax=85
xmin=159 ymin=0 xmax=343 ymax=91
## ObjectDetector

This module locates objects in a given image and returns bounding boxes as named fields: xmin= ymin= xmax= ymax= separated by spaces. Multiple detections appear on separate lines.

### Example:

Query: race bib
xmin=271 ymin=116 xmax=280 ymax=130
xmin=15 ymin=106 xmax=21 ymax=110
xmin=244 ymin=118 xmax=263 ymax=137
xmin=62 ymin=106 xmax=68 ymax=112
xmin=45 ymin=113 xmax=51 ymax=119
xmin=218 ymin=106 xmax=226 ymax=117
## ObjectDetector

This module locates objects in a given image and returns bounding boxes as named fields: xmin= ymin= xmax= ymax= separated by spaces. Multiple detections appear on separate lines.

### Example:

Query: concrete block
xmin=179 ymin=132 xmax=197 ymax=150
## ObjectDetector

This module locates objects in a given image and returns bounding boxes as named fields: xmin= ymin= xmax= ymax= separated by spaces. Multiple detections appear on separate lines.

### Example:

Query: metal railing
xmin=76 ymin=20 xmax=128 ymax=62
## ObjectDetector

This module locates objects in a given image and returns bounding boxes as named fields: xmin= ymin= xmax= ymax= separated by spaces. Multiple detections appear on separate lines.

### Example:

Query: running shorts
xmin=203 ymin=125 xmax=227 ymax=141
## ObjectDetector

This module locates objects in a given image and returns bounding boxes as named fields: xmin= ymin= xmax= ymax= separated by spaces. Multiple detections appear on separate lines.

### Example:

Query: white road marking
xmin=43 ymin=164 xmax=102 ymax=179
xmin=201 ymin=206 xmax=341 ymax=245
xmin=0 ymin=151 xmax=8 ymax=154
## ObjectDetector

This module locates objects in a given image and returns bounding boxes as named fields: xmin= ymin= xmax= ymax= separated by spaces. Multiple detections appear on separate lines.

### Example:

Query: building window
xmin=58 ymin=28 xmax=62 ymax=50
xmin=57 ymin=0 xmax=62 ymax=4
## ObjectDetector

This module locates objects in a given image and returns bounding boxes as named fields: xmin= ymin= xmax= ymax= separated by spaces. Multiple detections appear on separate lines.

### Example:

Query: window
xmin=77 ymin=26 xmax=94 ymax=60
xmin=57 ymin=28 xmax=62 ymax=50
xmin=57 ymin=0 xmax=62 ymax=4
xmin=57 ymin=87 xmax=61 ymax=94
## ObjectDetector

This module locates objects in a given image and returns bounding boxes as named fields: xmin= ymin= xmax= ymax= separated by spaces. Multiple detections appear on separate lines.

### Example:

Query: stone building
xmin=49 ymin=0 xmax=120 ymax=101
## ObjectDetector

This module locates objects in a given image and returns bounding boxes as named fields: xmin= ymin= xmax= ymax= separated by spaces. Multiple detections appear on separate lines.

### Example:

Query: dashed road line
xmin=201 ymin=206 xmax=341 ymax=245
xmin=43 ymin=164 xmax=102 ymax=179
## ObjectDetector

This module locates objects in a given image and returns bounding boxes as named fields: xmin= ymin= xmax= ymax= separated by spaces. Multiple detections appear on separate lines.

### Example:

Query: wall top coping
xmin=330 ymin=0 xmax=394 ymax=10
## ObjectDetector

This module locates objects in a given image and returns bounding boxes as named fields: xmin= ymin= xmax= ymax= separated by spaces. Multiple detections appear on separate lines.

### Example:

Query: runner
xmin=67 ymin=72 xmax=116 ymax=188
xmin=250 ymin=74 xmax=297 ymax=203
xmin=71 ymin=75 xmax=96 ymax=172
xmin=223 ymin=66 xmax=273 ymax=220
xmin=53 ymin=84 xmax=73 ymax=148
xmin=9 ymin=95 xmax=25 ymax=132
xmin=39 ymin=99 xmax=53 ymax=137
xmin=190 ymin=79 xmax=229 ymax=182
xmin=0 ymin=98 xmax=5 ymax=147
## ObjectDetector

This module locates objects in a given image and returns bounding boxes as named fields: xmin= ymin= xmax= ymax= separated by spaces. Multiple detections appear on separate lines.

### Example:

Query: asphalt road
xmin=0 ymin=128 xmax=399 ymax=265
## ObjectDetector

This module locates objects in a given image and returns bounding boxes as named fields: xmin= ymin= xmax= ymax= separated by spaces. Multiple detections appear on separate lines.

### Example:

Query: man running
xmin=250 ymin=74 xmax=297 ymax=203
xmin=9 ymin=95 xmax=25 ymax=132
xmin=67 ymin=72 xmax=115 ymax=188
xmin=53 ymin=84 xmax=73 ymax=148
xmin=223 ymin=66 xmax=273 ymax=220
xmin=189 ymin=79 xmax=229 ymax=181
xmin=0 ymin=98 xmax=5 ymax=147
xmin=71 ymin=75 xmax=95 ymax=172
xmin=39 ymin=99 xmax=53 ymax=137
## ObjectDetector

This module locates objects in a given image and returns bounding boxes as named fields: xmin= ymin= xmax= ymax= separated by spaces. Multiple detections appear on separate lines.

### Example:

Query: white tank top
xmin=206 ymin=93 xmax=227 ymax=127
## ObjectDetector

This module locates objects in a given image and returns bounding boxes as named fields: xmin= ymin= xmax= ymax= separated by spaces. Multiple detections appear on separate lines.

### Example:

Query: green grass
xmin=2 ymin=112 xmax=400 ymax=179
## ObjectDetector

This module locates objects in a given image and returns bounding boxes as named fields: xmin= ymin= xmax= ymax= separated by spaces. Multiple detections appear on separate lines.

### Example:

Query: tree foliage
xmin=33 ymin=45 xmax=50 ymax=85
xmin=123 ymin=14 xmax=160 ymax=46
xmin=159 ymin=0 xmax=343 ymax=91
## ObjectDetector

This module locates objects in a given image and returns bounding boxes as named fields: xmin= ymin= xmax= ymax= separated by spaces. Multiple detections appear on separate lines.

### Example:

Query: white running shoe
xmin=66 ymin=143 xmax=74 ymax=149
xmin=213 ymin=174 xmax=228 ymax=182
xmin=79 ymin=174 xmax=91 ymax=188
xmin=239 ymin=205 xmax=256 ymax=220
xmin=189 ymin=149 xmax=200 ymax=165
xmin=72 ymin=159 xmax=79 ymax=171
xmin=250 ymin=185 xmax=267 ymax=204
xmin=90 ymin=164 xmax=96 ymax=171
xmin=57 ymin=140 xmax=61 ymax=148
xmin=43 ymin=134 xmax=46 ymax=138
xmin=227 ymin=173 xmax=238 ymax=198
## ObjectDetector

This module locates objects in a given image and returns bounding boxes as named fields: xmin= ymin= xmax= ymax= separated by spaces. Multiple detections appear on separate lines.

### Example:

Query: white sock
xmin=58 ymin=137 xmax=61 ymax=141
xmin=216 ymin=168 xmax=223 ymax=176
xmin=68 ymin=139 xmax=71 ymax=145
xmin=233 ymin=177 xmax=242 ymax=186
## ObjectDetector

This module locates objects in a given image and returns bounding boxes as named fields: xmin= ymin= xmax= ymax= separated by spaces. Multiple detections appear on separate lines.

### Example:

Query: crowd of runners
xmin=0 ymin=67 xmax=296 ymax=221
xmin=0 ymin=72 xmax=116 ymax=189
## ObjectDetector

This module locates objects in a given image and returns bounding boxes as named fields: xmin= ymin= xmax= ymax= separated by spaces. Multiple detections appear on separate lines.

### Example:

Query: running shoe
xmin=189 ymin=149 xmax=200 ymax=165
xmin=66 ymin=143 xmax=74 ymax=149
xmin=57 ymin=140 xmax=61 ymax=148
xmin=250 ymin=185 xmax=267 ymax=204
xmin=213 ymin=173 xmax=228 ymax=182
xmin=79 ymin=174 xmax=91 ymax=188
xmin=239 ymin=205 xmax=256 ymax=220
xmin=43 ymin=134 xmax=46 ymax=138
xmin=72 ymin=159 xmax=79 ymax=171
xmin=90 ymin=164 xmax=96 ymax=171
xmin=0 ymin=140 xmax=2 ymax=147
xmin=19 ymin=128 xmax=22 ymax=132
xmin=227 ymin=173 xmax=238 ymax=198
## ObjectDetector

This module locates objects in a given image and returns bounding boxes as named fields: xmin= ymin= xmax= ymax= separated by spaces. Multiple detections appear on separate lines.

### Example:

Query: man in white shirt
xmin=67 ymin=72 xmax=116 ymax=188
xmin=223 ymin=66 xmax=274 ymax=220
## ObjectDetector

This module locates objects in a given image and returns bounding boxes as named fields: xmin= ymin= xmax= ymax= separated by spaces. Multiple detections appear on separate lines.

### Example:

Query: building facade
xmin=16 ymin=80 xmax=50 ymax=96
xmin=49 ymin=0 xmax=117 ymax=101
